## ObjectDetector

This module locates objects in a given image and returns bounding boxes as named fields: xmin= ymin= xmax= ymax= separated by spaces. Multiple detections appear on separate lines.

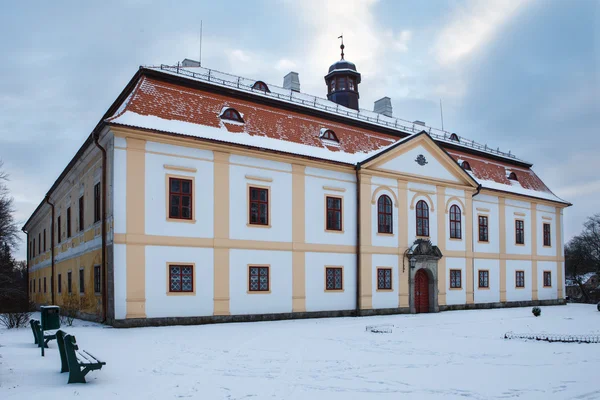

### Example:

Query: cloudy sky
xmin=1 ymin=0 xmax=598 ymax=260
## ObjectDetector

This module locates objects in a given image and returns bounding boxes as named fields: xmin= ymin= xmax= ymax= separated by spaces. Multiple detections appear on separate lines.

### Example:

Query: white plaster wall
xmin=505 ymin=204 xmax=532 ymax=255
xmin=537 ymin=261 xmax=558 ymax=300
xmin=446 ymin=257 xmax=466 ymax=305
xmin=537 ymin=210 xmax=556 ymax=257
xmin=371 ymin=176 xmax=397 ymax=188
xmin=229 ymin=161 xmax=292 ymax=242
xmin=406 ymin=186 xmax=438 ymax=245
xmin=229 ymin=249 xmax=292 ymax=315
xmin=145 ymin=142 xmax=214 ymax=238
xmin=144 ymin=246 xmax=214 ymax=318
xmin=506 ymin=260 xmax=532 ymax=301
xmin=305 ymin=166 xmax=356 ymax=182
xmin=230 ymin=154 xmax=292 ymax=172
xmin=472 ymin=199 xmax=500 ymax=254
xmin=304 ymin=252 xmax=356 ymax=312
xmin=378 ymin=145 xmax=461 ymax=183
xmin=113 ymin=244 xmax=127 ymax=320
xmin=371 ymin=254 xmax=399 ymax=309
xmin=305 ymin=171 xmax=356 ymax=246
xmin=473 ymin=258 xmax=500 ymax=304
xmin=113 ymin=145 xmax=127 ymax=235
xmin=445 ymin=194 xmax=467 ymax=252
xmin=371 ymin=184 xmax=399 ymax=248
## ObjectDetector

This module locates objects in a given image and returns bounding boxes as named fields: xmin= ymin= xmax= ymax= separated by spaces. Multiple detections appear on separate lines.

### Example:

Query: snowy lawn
xmin=1 ymin=304 xmax=599 ymax=399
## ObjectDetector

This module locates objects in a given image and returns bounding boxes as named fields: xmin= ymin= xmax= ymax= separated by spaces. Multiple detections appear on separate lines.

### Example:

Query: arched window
xmin=508 ymin=172 xmax=518 ymax=181
xmin=461 ymin=161 xmax=471 ymax=171
xmin=320 ymin=129 xmax=339 ymax=142
xmin=416 ymin=200 xmax=429 ymax=237
xmin=449 ymin=205 xmax=462 ymax=239
xmin=220 ymin=108 xmax=244 ymax=123
xmin=252 ymin=81 xmax=270 ymax=92
xmin=377 ymin=195 xmax=393 ymax=234
xmin=450 ymin=133 xmax=460 ymax=142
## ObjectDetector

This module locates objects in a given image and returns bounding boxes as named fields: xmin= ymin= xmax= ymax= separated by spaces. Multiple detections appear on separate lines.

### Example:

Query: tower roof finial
xmin=338 ymin=34 xmax=344 ymax=60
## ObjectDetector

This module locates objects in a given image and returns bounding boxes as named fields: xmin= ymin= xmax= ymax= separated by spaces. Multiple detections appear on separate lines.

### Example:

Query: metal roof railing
xmin=152 ymin=64 xmax=521 ymax=162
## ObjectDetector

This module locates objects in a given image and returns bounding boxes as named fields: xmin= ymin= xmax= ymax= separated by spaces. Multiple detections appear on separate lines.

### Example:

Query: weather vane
xmin=338 ymin=34 xmax=345 ymax=60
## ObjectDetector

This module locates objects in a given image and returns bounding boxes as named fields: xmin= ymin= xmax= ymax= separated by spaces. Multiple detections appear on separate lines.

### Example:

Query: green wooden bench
xmin=62 ymin=333 xmax=106 ymax=384
xmin=32 ymin=320 xmax=57 ymax=356
xmin=30 ymin=319 xmax=39 ymax=345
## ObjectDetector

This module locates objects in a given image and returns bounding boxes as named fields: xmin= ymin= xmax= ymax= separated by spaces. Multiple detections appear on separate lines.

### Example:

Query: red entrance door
xmin=415 ymin=269 xmax=429 ymax=313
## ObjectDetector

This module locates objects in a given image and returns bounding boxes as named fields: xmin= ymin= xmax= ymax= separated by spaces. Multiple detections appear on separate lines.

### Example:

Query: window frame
xmin=33 ymin=238 xmax=36 ymax=258
xmin=67 ymin=271 xmax=72 ymax=294
xmin=478 ymin=215 xmax=489 ymax=243
xmin=515 ymin=219 xmax=525 ymax=245
xmin=247 ymin=265 xmax=270 ymax=294
xmin=252 ymin=81 xmax=270 ymax=92
xmin=79 ymin=267 xmax=85 ymax=294
xmin=320 ymin=129 xmax=339 ymax=142
xmin=43 ymin=229 xmax=46 ymax=252
xmin=166 ymin=175 xmax=195 ymax=222
xmin=248 ymin=185 xmax=270 ymax=227
xmin=508 ymin=172 xmax=518 ymax=181
xmin=94 ymin=265 xmax=101 ymax=294
xmin=461 ymin=161 xmax=471 ymax=171
xmin=94 ymin=182 xmax=101 ymax=223
xmin=543 ymin=223 xmax=551 ymax=247
xmin=515 ymin=270 xmax=525 ymax=288
xmin=376 ymin=267 xmax=393 ymax=291
xmin=543 ymin=270 xmax=552 ymax=288
xmin=167 ymin=263 xmax=195 ymax=295
xmin=78 ymin=195 xmax=84 ymax=232
xmin=38 ymin=233 xmax=41 ymax=254
xmin=325 ymin=195 xmax=343 ymax=232
xmin=377 ymin=195 xmax=393 ymax=234
xmin=449 ymin=269 xmax=462 ymax=289
xmin=478 ymin=270 xmax=490 ymax=289
xmin=57 ymin=215 xmax=62 ymax=243
xmin=449 ymin=204 xmax=462 ymax=240
xmin=58 ymin=273 xmax=62 ymax=294
xmin=324 ymin=266 xmax=344 ymax=292
xmin=220 ymin=108 xmax=244 ymax=123
xmin=44 ymin=277 xmax=47 ymax=293
xmin=66 ymin=207 xmax=72 ymax=238
xmin=416 ymin=200 xmax=430 ymax=237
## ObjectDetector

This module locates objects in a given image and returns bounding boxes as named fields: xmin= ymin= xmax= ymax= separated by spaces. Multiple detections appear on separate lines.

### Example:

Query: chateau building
xmin=23 ymin=50 xmax=571 ymax=327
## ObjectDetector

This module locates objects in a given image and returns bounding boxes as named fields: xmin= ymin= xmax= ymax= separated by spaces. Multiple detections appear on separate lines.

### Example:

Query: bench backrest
xmin=56 ymin=330 xmax=69 ymax=373
xmin=63 ymin=334 xmax=80 ymax=371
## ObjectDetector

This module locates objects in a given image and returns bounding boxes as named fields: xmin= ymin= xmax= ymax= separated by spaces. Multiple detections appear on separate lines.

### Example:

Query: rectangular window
xmin=543 ymin=271 xmax=552 ymax=287
xmin=94 ymin=182 xmax=101 ymax=223
xmin=38 ymin=233 xmax=41 ymax=254
xmin=58 ymin=273 xmax=62 ymax=293
xmin=94 ymin=265 xmax=101 ymax=293
xmin=67 ymin=207 xmax=72 ymax=238
xmin=169 ymin=177 xmax=193 ymax=220
xmin=67 ymin=271 xmax=72 ymax=294
xmin=79 ymin=196 xmax=84 ymax=231
xmin=33 ymin=238 xmax=36 ymax=257
xmin=169 ymin=264 xmax=193 ymax=292
xmin=326 ymin=196 xmax=342 ymax=231
xmin=478 ymin=270 xmax=489 ymax=288
xmin=249 ymin=186 xmax=269 ymax=225
xmin=38 ymin=279 xmax=41 ymax=293
xmin=450 ymin=269 xmax=462 ymax=289
xmin=478 ymin=216 xmax=489 ymax=242
xmin=516 ymin=270 xmax=525 ymax=288
xmin=377 ymin=268 xmax=393 ymax=290
xmin=44 ymin=277 xmax=47 ymax=293
xmin=515 ymin=220 xmax=524 ymax=244
xmin=30 ymin=280 xmax=33 ymax=293
xmin=43 ymin=229 xmax=46 ymax=252
xmin=543 ymin=223 xmax=551 ymax=247
xmin=248 ymin=266 xmax=269 ymax=292
xmin=79 ymin=268 xmax=85 ymax=293
xmin=325 ymin=267 xmax=343 ymax=291
xmin=57 ymin=215 xmax=62 ymax=242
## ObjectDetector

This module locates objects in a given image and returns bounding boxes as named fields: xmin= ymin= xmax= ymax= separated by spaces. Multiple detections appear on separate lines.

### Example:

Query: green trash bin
xmin=41 ymin=306 xmax=61 ymax=331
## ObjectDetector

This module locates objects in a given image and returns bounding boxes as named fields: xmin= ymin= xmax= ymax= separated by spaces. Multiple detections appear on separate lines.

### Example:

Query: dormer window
xmin=252 ymin=81 xmax=270 ymax=92
xmin=220 ymin=108 xmax=244 ymax=123
xmin=320 ymin=129 xmax=339 ymax=143
xmin=450 ymin=133 xmax=460 ymax=142
xmin=508 ymin=172 xmax=518 ymax=181
xmin=461 ymin=161 xmax=471 ymax=171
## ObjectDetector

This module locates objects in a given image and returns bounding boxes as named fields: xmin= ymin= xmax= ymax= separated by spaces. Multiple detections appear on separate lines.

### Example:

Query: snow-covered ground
xmin=1 ymin=304 xmax=599 ymax=399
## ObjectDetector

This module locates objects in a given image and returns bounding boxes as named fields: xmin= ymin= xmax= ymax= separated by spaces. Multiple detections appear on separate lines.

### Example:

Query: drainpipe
xmin=355 ymin=163 xmax=361 ymax=316
xmin=93 ymin=132 xmax=108 ymax=323
xmin=471 ymin=184 xmax=482 ymax=304
xmin=23 ymin=229 xmax=29 ymax=303
xmin=44 ymin=195 xmax=55 ymax=305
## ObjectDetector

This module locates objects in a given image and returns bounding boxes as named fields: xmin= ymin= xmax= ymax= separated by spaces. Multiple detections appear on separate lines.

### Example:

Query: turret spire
xmin=338 ymin=34 xmax=345 ymax=60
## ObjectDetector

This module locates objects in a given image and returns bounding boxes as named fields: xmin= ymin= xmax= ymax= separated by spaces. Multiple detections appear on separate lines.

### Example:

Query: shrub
xmin=532 ymin=306 xmax=541 ymax=317
xmin=59 ymin=293 xmax=92 ymax=326
xmin=597 ymin=302 xmax=600 ymax=312
xmin=0 ymin=310 xmax=32 ymax=329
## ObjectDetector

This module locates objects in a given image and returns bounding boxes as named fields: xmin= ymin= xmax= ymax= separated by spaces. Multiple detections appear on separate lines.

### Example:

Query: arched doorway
xmin=415 ymin=269 xmax=429 ymax=313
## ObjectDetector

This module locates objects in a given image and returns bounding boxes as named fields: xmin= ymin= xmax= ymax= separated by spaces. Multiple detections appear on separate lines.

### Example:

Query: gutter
xmin=44 ymin=196 xmax=55 ymax=304
xmin=355 ymin=163 xmax=361 ymax=316
xmin=93 ymin=132 xmax=108 ymax=323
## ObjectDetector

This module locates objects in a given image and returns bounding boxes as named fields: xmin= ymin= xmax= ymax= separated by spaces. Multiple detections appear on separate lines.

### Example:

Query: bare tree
xmin=565 ymin=214 xmax=600 ymax=303
xmin=0 ymin=160 xmax=19 ymax=250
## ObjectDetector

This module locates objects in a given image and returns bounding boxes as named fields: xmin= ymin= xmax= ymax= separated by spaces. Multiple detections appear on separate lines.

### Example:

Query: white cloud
xmin=434 ymin=0 xmax=532 ymax=66
xmin=275 ymin=59 xmax=297 ymax=72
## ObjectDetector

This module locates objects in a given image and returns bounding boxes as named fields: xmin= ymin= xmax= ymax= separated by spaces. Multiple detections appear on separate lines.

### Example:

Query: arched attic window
xmin=252 ymin=81 xmax=270 ymax=92
xmin=320 ymin=129 xmax=339 ymax=143
xmin=461 ymin=161 xmax=471 ymax=171
xmin=508 ymin=172 xmax=518 ymax=181
xmin=449 ymin=133 xmax=460 ymax=142
xmin=220 ymin=108 xmax=244 ymax=123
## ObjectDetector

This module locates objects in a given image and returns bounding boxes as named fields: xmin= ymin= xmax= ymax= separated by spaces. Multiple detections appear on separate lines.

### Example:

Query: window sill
xmin=477 ymin=287 xmax=490 ymax=290
xmin=325 ymin=229 xmax=345 ymax=234
xmin=166 ymin=218 xmax=196 ymax=224
xmin=247 ymin=223 xmax=272 ymax=229
xmin=166 ymin=291 xmax=196 ymax=296
xmin=515 ymin=243 xmax=525 ymax=246
xmin=376 ymin=288 xmax=394 ymax=292
xmin=449 ymin=237 xmax=463 ymax=241
xmin=543 ymin=285 xmax=552 ymax=288
xmin=416 ymin=235 xmax=430 ymax=240
xmin=377 ymin=232 xmax=394 ymax=237
xmin=448 ymin=287 xmax=463 ymax=291
xmin=324 ymin=289 xmax=345 ymax=293
xmin=477 ymin=240 xmax=490 ymax=244
xmin=247 ymin=290 xmax=271 ymax=294
xmin=515 ymin=286 xmax=526 ymax=289
xmin=543 ymin=245 xmax=552 ymax=248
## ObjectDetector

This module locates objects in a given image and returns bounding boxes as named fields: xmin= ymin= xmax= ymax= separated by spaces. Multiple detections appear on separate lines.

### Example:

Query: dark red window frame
xmin=94 ymin=182 xmax=101 ymax=223
xmin=516 ymin=270 xmax=525 ymax=287
xmin=169 ymin=177 xmax=193 ymax=220
xmin=326 ymin=196 xmax=342 ymax=231
xmin=252 ymin=81 xmax=270 ymax=92
xmin=325 ymin=267 xmax=343 ymax=291
xmin=543 ymin=271 xmax=552 ymax=287
xmin=249 ymin=186 xmax=269 ymax=225
xmin=377 ymin=195 xmax=393 ymax=234
xmin=416 ymin=200 xmax=429 ymax=237
xmin=249 ymin=266 xmax=269 ymax=292
xmin=221 ymin=108 xmax=244 ymax=123
xmin=377 ymin=268 xmax=392 ymax=290
xmin=479 ymin=216 xmax=489 ymax=242
xmin=515 ymin=220 xmax=525 ymax=244
xmin=321 ymin=129 xmax=338 ymax=142
xmin=79 ymin=196 xmax=84 ymax=231
xmin=169 ymin=265 xmax=193 ymax=292
xmin=508 ymin=172 xmax=518 ymax=181
xmin=449 ymin=205 xmax=462 ymax=239
xmin=461 ymin=161 xmax=471 ymax=171
xmin=478 ymin=270 xmax=489 ymax=288
xmin=543 ymin=223 xmax=551 ymax=246
xmin=450 ymin=269 xmax=462 ymax=289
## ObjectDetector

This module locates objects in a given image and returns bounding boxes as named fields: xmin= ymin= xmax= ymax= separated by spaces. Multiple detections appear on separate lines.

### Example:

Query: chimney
xmin=283 ymin=72 xmax=300 ymax=92
xmin=181 ymin=59 xmax=201 ymax=67
xmin=413 ymin=120 xmax=426 ymax=126
xmin=374 ymin=97 xmax=393 ymax=117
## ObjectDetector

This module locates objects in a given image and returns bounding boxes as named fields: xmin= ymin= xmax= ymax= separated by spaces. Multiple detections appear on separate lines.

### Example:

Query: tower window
xmin=348 ymin=78 xmax=355 ymax=91
xmin=220 ymin=108 xmax=244 ymax=123
xmin=449 ymin=133 xmax=460 ymax=142
xmin=461 ymin=161 xmax=471 ymax=171
xmin=508 ymin=172 xmax=518 ymax=181
xmin=252 ymin=81 xmax=270 ymax=92
xmin=336 ymin=77 xmax=346 ymax=90
xmin=320 ymin=129 xmax=339 ymax=142
xmin=329 ymin=79 xmax=336 ymax=93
